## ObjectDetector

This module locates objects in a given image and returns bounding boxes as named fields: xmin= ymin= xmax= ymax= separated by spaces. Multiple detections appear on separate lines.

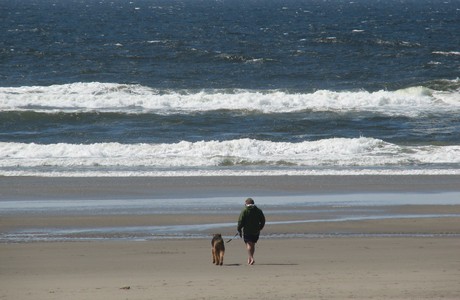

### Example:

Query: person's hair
xmin=245 ymin=198 xmax=255 ymax=205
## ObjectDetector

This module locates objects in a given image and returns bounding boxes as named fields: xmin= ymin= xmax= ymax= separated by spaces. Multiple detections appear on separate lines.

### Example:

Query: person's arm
xmin=259 ymin=210 xmax=266 ymax=231
xmin=237 ymin=210 xmax=245 ymax=237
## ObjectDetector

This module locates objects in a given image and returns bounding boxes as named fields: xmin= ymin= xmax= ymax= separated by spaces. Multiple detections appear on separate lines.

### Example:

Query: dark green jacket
xmin=237 ymin=205 xmax=265 ymax=235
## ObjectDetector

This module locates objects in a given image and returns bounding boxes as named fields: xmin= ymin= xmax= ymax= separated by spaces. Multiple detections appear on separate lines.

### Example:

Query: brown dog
xmin=211 ymin=234 xmax=225 ymax=266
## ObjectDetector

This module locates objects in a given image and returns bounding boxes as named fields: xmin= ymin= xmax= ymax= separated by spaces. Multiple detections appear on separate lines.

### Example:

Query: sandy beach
xmin=1 ymin=175 xmax=460 ymax=299
xmin=1 ymin=237 xmax=460 ymax=300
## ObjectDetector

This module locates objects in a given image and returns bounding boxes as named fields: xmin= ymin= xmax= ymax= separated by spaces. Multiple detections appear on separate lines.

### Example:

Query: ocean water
xmin=1 ymin=0 xmax=460 ymax=177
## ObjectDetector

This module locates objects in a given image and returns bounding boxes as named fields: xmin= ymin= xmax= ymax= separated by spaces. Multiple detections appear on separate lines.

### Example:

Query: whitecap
xmin=0 ymin=82 xmax=458 ymax=116
xmin=1 ymin=138 xmax=460 ymax=176
xmin=432 ymin=51 xmax=460 ymax=56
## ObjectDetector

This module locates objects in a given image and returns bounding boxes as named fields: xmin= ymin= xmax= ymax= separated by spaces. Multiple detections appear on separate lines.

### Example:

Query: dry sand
xmin=1 ymin=236 xmax=460 ymax=300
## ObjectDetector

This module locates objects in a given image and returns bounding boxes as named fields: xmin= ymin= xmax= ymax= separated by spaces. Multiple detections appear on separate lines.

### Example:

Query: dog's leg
xmin=215 ymin=250 xmax=220 ymax=265
xmin=212 ymin=247 xmax=216 ymax=264
xmin=219 ymin=250 xmax=224 ymax=266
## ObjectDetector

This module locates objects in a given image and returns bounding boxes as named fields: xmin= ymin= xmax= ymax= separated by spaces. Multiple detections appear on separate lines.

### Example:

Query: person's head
xmin=245 ymin=198 xmax=255 ymax=206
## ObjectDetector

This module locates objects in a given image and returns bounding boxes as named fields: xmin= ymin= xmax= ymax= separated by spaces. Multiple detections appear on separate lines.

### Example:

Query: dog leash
xmin=226 ymin=232 xmax=239 ymax=243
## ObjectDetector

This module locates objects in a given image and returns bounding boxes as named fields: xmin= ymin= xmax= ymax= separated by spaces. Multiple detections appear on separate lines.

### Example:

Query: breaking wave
xmin=1 ymin=137 xmax=460 ymax=176
xmin=0 ymin=81 xmax=459 ymax=116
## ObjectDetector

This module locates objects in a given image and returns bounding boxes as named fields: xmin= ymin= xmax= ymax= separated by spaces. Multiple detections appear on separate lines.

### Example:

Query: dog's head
xmin=211 ymin=233 xmax=223 ymax=245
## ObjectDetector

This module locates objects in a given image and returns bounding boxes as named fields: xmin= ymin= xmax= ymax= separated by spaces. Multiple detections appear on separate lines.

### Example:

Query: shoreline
xmin=2 ymin=175 xmax=460 ymax=243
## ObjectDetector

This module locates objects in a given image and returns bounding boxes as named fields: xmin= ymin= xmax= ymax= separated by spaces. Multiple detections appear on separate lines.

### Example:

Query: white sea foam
xmin=1 ymin=137 xmax=460 ymax=176
xmin=0 ymin=82 xmax=458 ymax=116
xmin=432 ymin=51 xmax=460 ymax=56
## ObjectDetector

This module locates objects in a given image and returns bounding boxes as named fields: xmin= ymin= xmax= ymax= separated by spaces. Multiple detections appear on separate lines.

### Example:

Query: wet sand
xmin=2 ymin=175 xmax=460 ymax=200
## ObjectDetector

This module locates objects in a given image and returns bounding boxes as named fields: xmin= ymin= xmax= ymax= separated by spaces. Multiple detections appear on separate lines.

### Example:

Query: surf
xmin=1 ymin=138 xmax=460 ymax=177
xmin=0 ymin=81 xmax=458 ymax=116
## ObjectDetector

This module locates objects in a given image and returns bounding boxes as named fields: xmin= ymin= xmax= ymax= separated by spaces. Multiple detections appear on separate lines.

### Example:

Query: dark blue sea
xmin=1 ymin=0 xmax=460 ymax=176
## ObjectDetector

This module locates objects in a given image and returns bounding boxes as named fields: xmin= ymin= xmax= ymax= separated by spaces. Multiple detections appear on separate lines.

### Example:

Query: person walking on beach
xmin=237 ymin=198 xmax=265 ymax=265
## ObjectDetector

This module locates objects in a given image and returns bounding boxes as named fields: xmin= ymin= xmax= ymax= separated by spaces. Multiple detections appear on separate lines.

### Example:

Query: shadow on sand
xmin=223 ymin=263 xmax=298 ymax=266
